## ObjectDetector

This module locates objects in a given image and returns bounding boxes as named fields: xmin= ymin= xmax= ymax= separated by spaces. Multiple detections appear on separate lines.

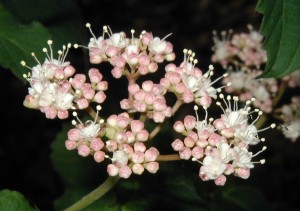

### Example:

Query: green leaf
xmin=1 ymin=0 xmax=85 ymax=45
xmin=0 ymin=189 xmax=34 ymax=211
xmin=209 ymin=187 xmax=270 ymax=211
xmin=256 ymin=0 xmax=300 ymax=78
xmin=0 ymin=4 xmax=51 ymax=81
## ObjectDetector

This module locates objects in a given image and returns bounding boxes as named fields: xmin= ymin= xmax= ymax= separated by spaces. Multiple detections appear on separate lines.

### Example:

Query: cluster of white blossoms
xmin=21 ymin=24 xmax=277 ymax=183
xmin=172 ymin=95 xmax=275 ymax=185
xmin=22 ymin=41 xmax=107 ymax=119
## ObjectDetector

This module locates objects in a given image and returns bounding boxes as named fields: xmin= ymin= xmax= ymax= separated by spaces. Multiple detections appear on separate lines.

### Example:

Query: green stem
xmin=64 ymin=176 xmax=120 ymax=211
xmin=156 ymin=154 xmax=181 ymax=161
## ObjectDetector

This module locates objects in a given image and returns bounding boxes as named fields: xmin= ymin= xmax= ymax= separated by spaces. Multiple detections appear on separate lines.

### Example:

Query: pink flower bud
xmin=184 ymin=115 xmax=196 ymax=131
xmin=111 ymin=67 xmax=123 ymax=79
xmin=138 ymin=65 xmax=149 ymax=75
xmin=224 ymin=164 xmax=234 ymax=175
xmin=131 ymin=120 xmax=144 ymax=133
xmin=133 ymin=101 xmax=147 ymax=112
xmin=58 ymin=110 xmax=69 ymax=119
xmin=160 ymin=78 xmax=171 ymax=89
xmin=173 ymin=121 xmax=185 ymax=133
xmin=117 ymin=114 xmax=130 ymax=128
xmin=96 ymin=81 xmax=108 ymax=91
xmin=89 ymin=48 xmax=105 ymax=64
xmin=94 ymin=91 xmax=106 ymax=103
xmin=76 ymin=98 xmax=89 ymax=109
xmin=166 ymin=72 xmax=181 ymax=84
xmin=213 ymin=118 xmax=225 ymax=130
xmin=182 ymin=90 xmax=194 ymax=103
xmin=125 ymin=131 xmax=135 ymax=144
xmin=132 ymin=163 xmax=144 ymax=175
xmin=175 ymin=83 xmax=186 ymax=94
xmin=128 ymin=83 xmax=139 ymax=95
xmin=196 ymin=139 xmax=208 ymax=148
xmin=145 ymin=162 xmax=159 ymax=174
xmin=153 ymin=111 xmax=165 ymax=123
xmin=23 ymin=95 xmax=39 ymax=109
xmin=114 ymin=56 xmax=126 ymax=68
xmin=136 ymin=129 xmax=149 ymax=142
xmin=88 ymin=68 xmax=103 ymax=83
xmin=64 ymin=65 xmax=76 ymax=77
xmin=107 ymin=164 xmax=119 ymax=176
xmin=78 ymin=145 xmax=91 ymax=157
xmin=67 ymin=128 xmax=81 ymax=141
xmin=191 ymin=146 xmax=204 ymax=159
xmin=197 ymin=96 xmax=212 ymax=108
xmin=106 ymin=46 xmax=119 ymax=57
xmin=148 ymin=62 xmax=158 ymax=73
xmin=214 ymin=174 xmax=226 ymax=186
xmin=144 ymin=93 xmax=155 ymax=105
xmin=134 ymin=142 xmax=146 ymax=153
xmin=142 ymin=81 xmax=153 ymax=92
xmin=172 ymin=139 xmax=184 ymax=151
xmin=184 ymin=136 xmax=195 ymax=148
xmin=106 ymin=140 xmax=118 ymax=152
xmin=132 ymin=151 xmax=145 ymax=164
xmin=221 ymin=128 xmax=235 ymax=138
xmin=153 ymin=98 xmax=167 ymax=111
xmin=72 ymin=74 xmax=86 ymax=89
xmin=235 ymin=168 xmax=250 ymax=179
xmin=208 ymin=133 xmax=222 ymax=146
xmin=94 ymin=151 xmax=105 ymax=163
xmin=138 ymin=54 xmax=150 ymax=65
xmin=166 ymin=52 xmax=175 ymax=61
xmin=119 ymin=166 xmax=132 ymax=178
xmin=107 ymin=114 xmax=118 ymax=127
xmin=54 ymin=68 xmax=64 ymax=79
xmin=144 ymin=147 xmax=160 ymax=162
xmin=120 ymin=99 xmax=131 ymax=110
xmin=154 ymin=54 xmax=164 ymax=63
xmin=81 ymin=83 xmax=95 ymax=100
xmin=179 ymin=147 xmax=192 ymax=160
xmin=134 ymin=90 xmax=146 ymax=101
xmin=65 ymin=140 xmax=77 ymax=150
xmin=44 ymin=107 xmax=57 ymax=119
xmin=121 ymin=144 xmax=134 ymax=156
xmin=141 ymin=32 xmax=153 ymax=45
xmin=91 ymin=138 xmax=104 ymax=151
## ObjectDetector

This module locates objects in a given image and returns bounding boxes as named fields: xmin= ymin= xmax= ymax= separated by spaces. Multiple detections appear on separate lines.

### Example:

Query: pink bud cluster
xmin=172 ymin=95 xmax=275 ymax=185
xmin=22 ymin=41 xmax=108 ymax=119
xmin=78 ymin=24 xmax=175 ymax=78
xmin=275 ymin=96 xmax=300 ymax=142
xmin=160 ymin=49 xmax=229 ymax=108
xmin=65 ymin=110 xmax=160 ymax=178
xmin=211 ymin=26 xmax=278 ymax=113
xmin=120 ymin=81 xmax=171 ymax=123
xmin=211 ymin=26 xmax=267 ymax=69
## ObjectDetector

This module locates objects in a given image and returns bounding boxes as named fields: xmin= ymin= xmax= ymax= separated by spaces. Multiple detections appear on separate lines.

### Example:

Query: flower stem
xmin=156 ymin=154 xmax=181 ymax=161
xmin=64 ymin=176 xmax=120 ymax=211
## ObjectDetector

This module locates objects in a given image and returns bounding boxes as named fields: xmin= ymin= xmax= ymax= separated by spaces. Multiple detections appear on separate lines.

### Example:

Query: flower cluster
xmin=275 ymin=96 xmax=300 ymax=142
xmin=22 ymin=41 xmax=107 ymax=119
xmin=211 ymin=26 xmax=278 ymax=113
xmin=65 ymin=106 xmax=160 ymax=178
xmin=21 ymin=24 xmax=277 ymax=183
xmin=160 ymin=49 xmax=230 ymax=108
xmin=172 ymin=94 xmax=275 ymax=185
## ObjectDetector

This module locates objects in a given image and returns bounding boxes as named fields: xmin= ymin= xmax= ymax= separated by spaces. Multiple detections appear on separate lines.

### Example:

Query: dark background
xmin=0 ymin=0 xmax=300 ymax=210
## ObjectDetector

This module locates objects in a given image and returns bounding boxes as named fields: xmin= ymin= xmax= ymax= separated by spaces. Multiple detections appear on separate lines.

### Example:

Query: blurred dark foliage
xmin=0 ymin=0 xmax=299 ymax=210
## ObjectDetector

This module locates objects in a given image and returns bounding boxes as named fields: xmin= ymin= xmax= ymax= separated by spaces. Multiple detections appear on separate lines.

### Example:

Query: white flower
xmin=232 ymin=146 xmax=254 ymax=168
xmin=80 ymin=120 xmax=101 ymax=140
xmin=149 ymin=37 xmax=167 ymax=54
xmin=283 ymin=120 xmax=300 ymax=142
xmin=113 ymin=150 xmax=129 ymax=166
